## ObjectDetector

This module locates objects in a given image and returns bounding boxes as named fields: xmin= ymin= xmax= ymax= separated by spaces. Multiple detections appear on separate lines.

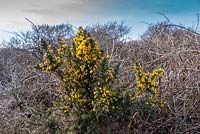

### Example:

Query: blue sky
xmin=0 ymin=0 xmax=200 ymax=42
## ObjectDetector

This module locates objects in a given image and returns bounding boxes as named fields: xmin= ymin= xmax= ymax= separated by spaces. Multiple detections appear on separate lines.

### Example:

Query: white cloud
xmin=0 ymin=0 xmax=93 ymax=29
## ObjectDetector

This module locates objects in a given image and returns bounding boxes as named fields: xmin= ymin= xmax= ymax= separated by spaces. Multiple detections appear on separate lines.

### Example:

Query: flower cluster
xmin=67 ymin=92 xmax=86 ymax=105
xmin=34 ymin=38 xmax=68 ymax=73
xmin=133 ymin=64 xmax=165 ymax=107
xmin=92 ymin=86 xmax=114 ymax=112
xmin=133 ymin=64 xmax=163 ymax=97
xmin=76 ymin=38 xmax=102 ymax=62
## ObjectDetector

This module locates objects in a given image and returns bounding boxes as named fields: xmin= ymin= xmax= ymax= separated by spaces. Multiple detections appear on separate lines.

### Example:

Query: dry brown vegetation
xmin=0 ymin=21 xmax=199 ymax=133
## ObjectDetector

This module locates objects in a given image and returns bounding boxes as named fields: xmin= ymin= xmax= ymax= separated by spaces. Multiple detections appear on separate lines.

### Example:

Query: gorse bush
xmin=35 ymin=27 xmax=164 ymax=134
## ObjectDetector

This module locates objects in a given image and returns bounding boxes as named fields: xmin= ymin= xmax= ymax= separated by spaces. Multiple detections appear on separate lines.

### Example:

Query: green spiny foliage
xmin=35 ymin=27 xmax=165 ymax=134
